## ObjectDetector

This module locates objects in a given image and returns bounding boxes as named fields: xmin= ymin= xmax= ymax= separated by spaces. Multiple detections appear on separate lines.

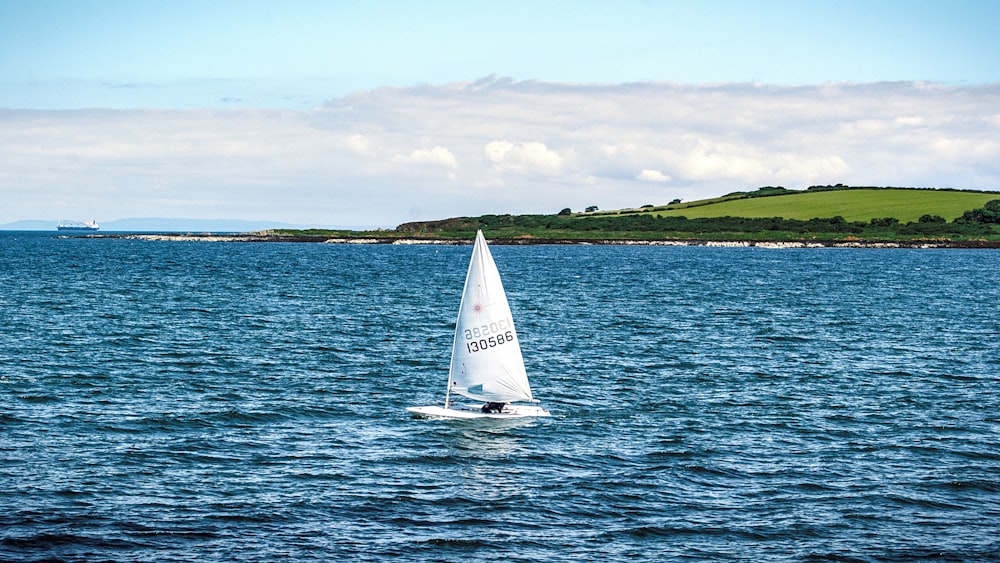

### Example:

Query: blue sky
xmin=3 ymin=0 xmax=997 ymax=109
xmin=1 ymin=0 xmax=998 ymax=227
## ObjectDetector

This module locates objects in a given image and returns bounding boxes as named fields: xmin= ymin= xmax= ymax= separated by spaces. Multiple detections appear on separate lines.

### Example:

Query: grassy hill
xmin=273 ymin=186 xmax=1000 ymax=243
xmin=592 ymin=187 xmax=999 ymax=223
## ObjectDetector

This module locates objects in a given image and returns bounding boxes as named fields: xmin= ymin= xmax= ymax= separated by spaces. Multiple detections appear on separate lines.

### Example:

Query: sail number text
xmin=464 ymin=318 xmax=515 ymax=354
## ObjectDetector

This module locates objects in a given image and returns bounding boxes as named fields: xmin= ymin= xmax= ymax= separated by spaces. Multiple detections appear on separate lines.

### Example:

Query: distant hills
xmin=0 ymin=218 xmax=353 ymax=232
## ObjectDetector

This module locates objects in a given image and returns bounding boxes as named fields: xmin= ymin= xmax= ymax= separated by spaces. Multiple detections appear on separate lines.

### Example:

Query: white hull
xmin=407 ymin=403 xmax=550 ymax=419
xmin=58 ymin=220 xmax=100 ymax=231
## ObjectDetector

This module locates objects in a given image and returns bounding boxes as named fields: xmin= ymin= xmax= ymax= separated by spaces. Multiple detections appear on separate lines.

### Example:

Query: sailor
xmin=482 ymin=402 xmax=505 ymax=413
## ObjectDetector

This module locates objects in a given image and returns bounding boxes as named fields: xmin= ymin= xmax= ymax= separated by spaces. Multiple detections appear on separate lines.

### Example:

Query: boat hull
xmin=406 ymin=403 xmax=550 ymax=419
xmin=57 ymin=220 xmax=100 ymax=232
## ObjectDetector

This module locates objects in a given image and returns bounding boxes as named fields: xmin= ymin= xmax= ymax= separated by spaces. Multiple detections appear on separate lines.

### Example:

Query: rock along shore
xmin=73 ymin=233 xmax=1000 ymax=248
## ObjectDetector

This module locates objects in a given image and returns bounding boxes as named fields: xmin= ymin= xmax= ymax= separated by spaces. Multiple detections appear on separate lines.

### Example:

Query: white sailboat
xmin=407 ymin=230 xmax=550 ymax=419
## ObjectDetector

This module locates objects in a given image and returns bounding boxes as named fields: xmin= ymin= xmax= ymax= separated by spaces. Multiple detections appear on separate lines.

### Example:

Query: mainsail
xmin=447 ymin=230 xmax=534 ymax=403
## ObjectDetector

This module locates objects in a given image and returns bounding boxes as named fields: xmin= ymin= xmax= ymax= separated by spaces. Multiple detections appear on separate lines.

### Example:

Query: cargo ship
xmin=57 ymin=220 xmax=100 ymax=232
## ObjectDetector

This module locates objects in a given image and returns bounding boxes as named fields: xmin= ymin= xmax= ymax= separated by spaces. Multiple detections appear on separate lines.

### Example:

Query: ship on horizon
xmin=57 ymin=220 xmax=100 ymax=232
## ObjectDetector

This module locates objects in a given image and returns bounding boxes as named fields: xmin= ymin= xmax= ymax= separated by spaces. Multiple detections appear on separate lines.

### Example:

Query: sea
xmin=2 ymin=231 xmax=998 ymax=562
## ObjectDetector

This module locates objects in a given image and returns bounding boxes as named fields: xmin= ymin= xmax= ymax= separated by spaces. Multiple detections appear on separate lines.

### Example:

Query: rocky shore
xmin=75 ymin=233 xmax=1000 ymax=248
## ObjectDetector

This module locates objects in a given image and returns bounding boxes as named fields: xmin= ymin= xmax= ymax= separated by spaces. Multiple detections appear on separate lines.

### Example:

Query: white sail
xmin=407 ymin=230 xmax=548 ymax=418
xmin=447 ymin=230 xmax=534 ymax=403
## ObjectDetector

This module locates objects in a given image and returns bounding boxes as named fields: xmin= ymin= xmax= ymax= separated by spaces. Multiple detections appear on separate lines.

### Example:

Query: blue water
xmin=2 ymin=232 xmax=999 ymax=562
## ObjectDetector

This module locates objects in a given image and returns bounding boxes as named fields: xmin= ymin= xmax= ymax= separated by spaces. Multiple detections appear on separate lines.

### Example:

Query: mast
xmin=444 ymin=369 xmax=453 ymax=408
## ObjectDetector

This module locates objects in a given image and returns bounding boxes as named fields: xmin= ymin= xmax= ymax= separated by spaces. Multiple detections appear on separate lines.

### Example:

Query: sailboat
xmin=407 ymin=230 xmax=550 ymax=419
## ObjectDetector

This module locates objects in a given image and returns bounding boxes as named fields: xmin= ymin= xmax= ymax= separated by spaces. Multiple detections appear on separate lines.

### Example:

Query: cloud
xmin=485 ymin=141 xmax=562 ymax=175
xmin=395 ymin=146 xmax=458 ymax=169
xmin=343 ymin=133 xmax=371 ymax=154
xmin=637 ymin=169 xmax=671 ymax=183
xmin=2 ymin=79 xmax=999 ymax=226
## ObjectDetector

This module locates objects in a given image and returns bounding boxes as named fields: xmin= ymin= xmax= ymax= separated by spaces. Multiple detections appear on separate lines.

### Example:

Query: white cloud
xmin=895 ymin=116 xmax=925 ymax=127
xmin=637 ymin=169 xmax=671 ymax=183
xmin=343 ymin=133 xmax=371 ymax=153
xmin=396 ymin=146 xmax=458 ymax=169
xmin=485 ymin=141 xmax=563 ymax=176
xmin=2 ymin=79 xmax=999 ymax=226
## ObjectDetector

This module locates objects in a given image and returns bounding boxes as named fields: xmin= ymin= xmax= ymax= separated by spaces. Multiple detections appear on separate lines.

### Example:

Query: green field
xmin=274 ymin=187 xmax=1000 ymax=243
xmin=622 ymin=188 xmax=999 ymax=223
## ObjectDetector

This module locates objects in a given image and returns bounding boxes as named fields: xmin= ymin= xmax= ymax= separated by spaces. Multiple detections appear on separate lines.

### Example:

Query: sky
xmin=2 ymin=0 xmax=999 ymax=228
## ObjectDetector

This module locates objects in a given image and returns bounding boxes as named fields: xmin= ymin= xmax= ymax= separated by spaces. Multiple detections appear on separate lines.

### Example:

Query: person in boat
xmin=481 ymin=402 xmax=506 ymax=413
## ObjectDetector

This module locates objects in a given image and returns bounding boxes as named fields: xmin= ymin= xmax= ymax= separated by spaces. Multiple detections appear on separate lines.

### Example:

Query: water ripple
xmin=1 ymin=235 xmax=999 ymax=561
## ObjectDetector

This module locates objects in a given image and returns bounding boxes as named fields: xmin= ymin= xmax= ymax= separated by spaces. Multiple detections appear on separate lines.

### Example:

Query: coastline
xmin=72 ymin=233 xmax=1000 ymax=248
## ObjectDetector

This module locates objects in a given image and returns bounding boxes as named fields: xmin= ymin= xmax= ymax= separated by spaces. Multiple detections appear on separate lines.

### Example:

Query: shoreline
xmin=72 ymin=233 xmax=1000 ymax=249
